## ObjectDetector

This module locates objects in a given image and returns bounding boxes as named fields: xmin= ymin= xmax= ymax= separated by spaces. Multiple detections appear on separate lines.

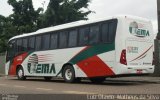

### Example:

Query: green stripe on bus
xmin=69 ymin=43 xmax=115 ymax=64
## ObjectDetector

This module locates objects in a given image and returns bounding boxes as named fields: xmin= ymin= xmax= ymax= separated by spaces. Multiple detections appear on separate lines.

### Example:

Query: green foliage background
xmin=0 ymin=0 xmax=92 ymax=53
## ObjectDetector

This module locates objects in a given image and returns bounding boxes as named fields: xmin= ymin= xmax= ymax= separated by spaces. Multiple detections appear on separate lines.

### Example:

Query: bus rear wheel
xmin=62 ymin=65 xmax=76 ymax=83
xmin=17 ymin=67 xmax=26 ymax=80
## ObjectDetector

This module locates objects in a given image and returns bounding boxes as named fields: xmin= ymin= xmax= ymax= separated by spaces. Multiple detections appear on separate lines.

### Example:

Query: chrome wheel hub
xmin=65 ymin=69 xmax=72 ymax=80
xmin=18 ymin=69 xmax=23 ymax=78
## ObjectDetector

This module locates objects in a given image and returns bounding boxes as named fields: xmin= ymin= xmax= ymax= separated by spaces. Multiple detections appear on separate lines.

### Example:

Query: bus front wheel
xmin=62 ymin=65 xmax=76 ymax=83
xmin=17 ymin=67 xmax=26 ymax=80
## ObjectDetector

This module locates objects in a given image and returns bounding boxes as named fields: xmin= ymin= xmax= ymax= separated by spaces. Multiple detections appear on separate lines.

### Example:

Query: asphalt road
xmin=0 ymin=76 xmax=160 ymax=95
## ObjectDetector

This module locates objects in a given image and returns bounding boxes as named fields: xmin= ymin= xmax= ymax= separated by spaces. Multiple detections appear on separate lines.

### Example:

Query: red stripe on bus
xmin=9 ymin=53 xmax=28 ymax=75
xmin=77 ymin=56 xmax=115 ymax=77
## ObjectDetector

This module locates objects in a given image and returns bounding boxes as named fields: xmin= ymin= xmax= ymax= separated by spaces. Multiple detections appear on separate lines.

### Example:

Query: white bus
xmin=6 ymin=16 xmax=154 ymax=83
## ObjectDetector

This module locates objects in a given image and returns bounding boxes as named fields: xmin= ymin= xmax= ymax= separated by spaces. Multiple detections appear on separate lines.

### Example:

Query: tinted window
xmin=6 ymin=40 xmax=16 ymax=61
xmin=28 ymin=36 xmax=35 ymax=51
xmin=102 ymin=23 xmax=109 ymax=43
xmin=108 ymin=21 xmax=117 ymax=42
xmin=35 ymin=35 xmax=42 ymax=51
xmin=59 ymin=31 xmax=68 ymax=48
xmin=68 ymin=30 xmax=78 ymax=47
xmin=79 ymin=27 xmax=89 ymax=46
xmin=89 ymin=25 xmax=99 ymax=44
xmin=22 ymin=38 xmax=28 ymax=51
xmin=42 ymin=34 xmax=50 ymax=50
xmin=17 ymin=39 xmax=22 ymax=53
xmin=101 ymin=19 xmax=117 ymax=43
xmin=50 ymin=33 xmax=58 ymax=49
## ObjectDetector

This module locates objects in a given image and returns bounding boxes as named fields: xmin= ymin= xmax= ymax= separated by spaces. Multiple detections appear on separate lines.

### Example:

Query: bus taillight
xmin=120 ymin=49 xmax=127 ymax=65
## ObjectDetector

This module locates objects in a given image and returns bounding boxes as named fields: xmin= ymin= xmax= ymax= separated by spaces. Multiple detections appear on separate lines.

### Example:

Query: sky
xmin=0 ymin=0 xmax=158 ymax=33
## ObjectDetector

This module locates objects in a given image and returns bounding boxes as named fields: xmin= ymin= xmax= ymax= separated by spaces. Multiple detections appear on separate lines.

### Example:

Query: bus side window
xmin=108 ymin=21 xmax=117 ymax=42
xmin=16 ymin=39 xmax=22 ymax=55
xmin=68 ymin=29 xmax=78 ymax=47
xmin=89 ymin=25 xmax=100 ymax=44
xmin=6 ymin=40 xmax=16 ymax=61
xmin=22 ymin=38 xmax=28 ymax=51
xmin=28 ymin=36 xmax=35 ymax=51
xmin=59 ymin=31 xmax=68 ymax=48
xmin=42 ymin=34 xmax=50 ymax=50
xmin=50 ymin=33 xmax=58 ymax=49
xmin=102 ymin=23 xmax=109 ymax=43
xmin=79 ymin=27 xmax=89 ymax=46
xmin=35 ymin=35 xmax=42 ymax=51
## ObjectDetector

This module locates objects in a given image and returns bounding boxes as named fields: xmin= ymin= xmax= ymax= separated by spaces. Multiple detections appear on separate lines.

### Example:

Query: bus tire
xmin=90 ymin=77 xmax=106 ymax=84
xmin=44 ymin=77 xmax=52 ymax=81
xmin=62 ymin=65 xmax=76 ymax=83
xmin=17 ymin=67 xmax=26 ymax=80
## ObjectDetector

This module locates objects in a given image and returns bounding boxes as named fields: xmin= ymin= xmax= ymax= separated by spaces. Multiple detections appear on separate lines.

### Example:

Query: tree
xmin=0 ymin=0 xmax=42 ymax=52
xmin=0 ymin=15 xmax=17 ymax=52
xmin=0 ymin=0 xmax=92 ymax=53
xmin=0 ymin=15 xmax=7 ymax=53
xmin=38 ymin=0 xmax=92 ymax=28
xmin=8 ymin=0 xmax=43 ymax=34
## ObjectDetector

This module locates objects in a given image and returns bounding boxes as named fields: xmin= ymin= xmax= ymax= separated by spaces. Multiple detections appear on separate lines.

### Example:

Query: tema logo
xmin=129 ymin=21 xmax=150 ymax=37
xmin=28 ymin=54 xmax=38 ymax=74
xmin=27 ymin=54 xmax=56 ymax=74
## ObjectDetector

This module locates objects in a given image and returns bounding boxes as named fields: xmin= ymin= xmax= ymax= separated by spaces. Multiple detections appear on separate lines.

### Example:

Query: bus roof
xmin=9 ymin=15 xmax=151 ymax=41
